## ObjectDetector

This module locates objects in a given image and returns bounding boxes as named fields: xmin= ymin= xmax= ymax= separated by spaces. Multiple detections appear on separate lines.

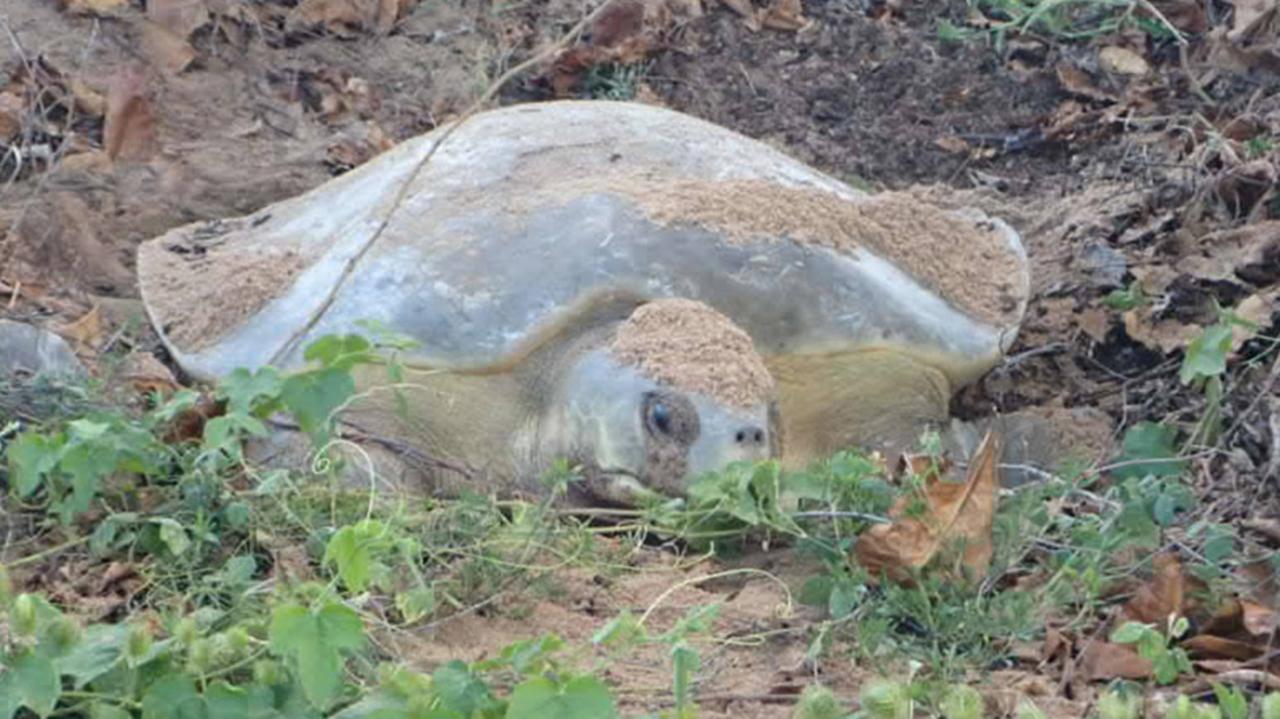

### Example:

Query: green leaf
xmin=324 ymin=521 xmax=391 ymax=594
xmin=1112 ymin=422 xmax=1185 ymax=480
xmin=55 ymin=624 xmax=127 ymax=688
xmin=828 ymin=578 xmax=861 ymax=620
xmin=218 ymin=367 xmax=284 ymax=415
xmin=280 ymin=368 xmax=355 ymax=443
xmin=303 ymin=335 xmax=373 ymax=371
xmin=1262 ymin=693 xmax=1280 ymax=719
xmin=1109 ymin=621 xmax=1150 ymax=644
xmin=506 ymin=676 xmax=618 ymax=719
xmin=940 ymin=685 xmax=983 ymax=719
xmin=7 ymin=432 xmax=62 ymax=498
xmin=431 ymin=661 xmax=496 ymax=717
xmin=8 ymin=650 xmax=60 ymax=717
xmin=1212 ymin=682 xmax=1248 ymax=719
xmin=592 ymin=611 xmax=643 ymax=648
xmin=141 ymin=673 xmax=203 ymax=719
xmin=269 ymin=601 xmax=364 ymax=710
xmin=1180 ymin=323 xmax=1232 ymax=384
xmin=152 ymin=517 xmax=192 ymax=557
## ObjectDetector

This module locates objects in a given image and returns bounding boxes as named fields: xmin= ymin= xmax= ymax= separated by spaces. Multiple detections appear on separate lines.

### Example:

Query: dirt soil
xmin=3 ymin=0 xmax=1280 ymax=715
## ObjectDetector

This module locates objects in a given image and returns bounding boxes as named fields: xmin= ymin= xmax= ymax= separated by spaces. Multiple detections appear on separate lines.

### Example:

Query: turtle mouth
xmin=575 ymin=465 xmax=666 ymax=507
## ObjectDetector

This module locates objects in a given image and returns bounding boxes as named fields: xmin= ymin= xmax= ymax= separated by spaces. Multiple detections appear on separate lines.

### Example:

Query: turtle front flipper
xmin=767 ymin=349 xmax=952 ymax=467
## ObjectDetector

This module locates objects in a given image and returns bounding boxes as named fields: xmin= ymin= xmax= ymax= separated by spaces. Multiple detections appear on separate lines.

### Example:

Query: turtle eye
xmin=642 ymin=392 xmax=699 ymax=444
xmin=649 ymin=401 xmax=672 ymax=435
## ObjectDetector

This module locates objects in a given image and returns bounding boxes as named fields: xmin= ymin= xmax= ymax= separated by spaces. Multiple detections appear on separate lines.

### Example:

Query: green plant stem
xmin=6 ymin=534 xmax=91 ymax=567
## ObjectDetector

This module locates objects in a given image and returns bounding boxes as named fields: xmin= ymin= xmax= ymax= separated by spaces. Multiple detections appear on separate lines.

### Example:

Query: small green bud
xmin=253 ymin=659 xmax=283 ymax=686
xmin=793 ymin=684 xmax=843 ymax=719
xmin=1097 ymin=690 xmax=1140 ymax=719
xmin=859 ymin=679 xmax=911 ymax=719
xmin=49 ymin=616 xmax=81 ymax=652
xmin=224 ymin=626 xmax=250 ymax=659
xmin=175 ymin=616 xmax=199 ymax=646
xmin=939 ymin=685 xmax=984 ymax=719
xmin=187 ymin=637 xmax=214 ymax=674
xmin=125 ymin=623 xmax=153 ymax=665
xmin=12 ymin=594 xmax=38 ymax=638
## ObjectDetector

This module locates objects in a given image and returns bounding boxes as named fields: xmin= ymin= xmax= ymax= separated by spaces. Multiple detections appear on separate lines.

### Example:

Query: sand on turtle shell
xmin=629 ymin=179 xmax=1025 ymax=329
xmin=515 ymin=169 xmax=1026 ymax=329
xmin=609 ymin=298 xmax=774 ymax=410
xmin=137 ymin=223 xmax=308 ymax=351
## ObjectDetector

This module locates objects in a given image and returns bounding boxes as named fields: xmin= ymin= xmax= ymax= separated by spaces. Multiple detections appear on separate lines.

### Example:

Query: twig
xmin=270 ymin=1 xmax=618 ymax=364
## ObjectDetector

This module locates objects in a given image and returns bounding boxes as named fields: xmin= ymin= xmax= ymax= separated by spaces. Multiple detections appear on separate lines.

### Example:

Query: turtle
xmin=136 ymin=100 xmax=1031 ymax=504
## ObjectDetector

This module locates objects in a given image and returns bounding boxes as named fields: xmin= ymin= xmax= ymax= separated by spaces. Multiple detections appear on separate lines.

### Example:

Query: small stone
xmin=0 ymin=319 xmax=86 ymax=378
xmin=1098 ymin=46 xmax=1149 ymax=76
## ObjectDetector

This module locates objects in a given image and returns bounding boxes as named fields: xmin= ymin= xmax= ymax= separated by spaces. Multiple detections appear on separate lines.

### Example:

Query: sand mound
xmin=137 ymin=221 xmax=308 ymax=351
xmin=609 ymin=298 xmax=774 ymax=409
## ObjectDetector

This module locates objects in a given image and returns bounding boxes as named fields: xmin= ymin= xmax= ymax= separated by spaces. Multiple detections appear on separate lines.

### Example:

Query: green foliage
xmin=1097 ymin=689 xmax=1141 ymax=719
xmin=1102 ymin=283 xmax=1150 ymax=311
xmin=1180 ymin=322 xmax=1232 ymax=385
xmin=1110 ymin=618 xmax=1193 ymax=685
xmin=793 ymin=684 xmax=847 ymax=719
xmin=269 ymin=600 xmax=366 ymax=709
xmin=1112 ymin=422 xmax=1184 ymax=480
xmin=857 ymin=679 xmax=912 ymax=719
xmin=939 ymin=685 xmax=983 ymax=719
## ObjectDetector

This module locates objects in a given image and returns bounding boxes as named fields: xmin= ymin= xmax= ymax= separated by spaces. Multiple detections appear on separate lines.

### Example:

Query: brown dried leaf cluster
xmin=854 ymin=431 xmax=999 ymax=585
xmin=544 ymin=0 xmax=704 ymax=97
xmin=1040 ymin=554 xmax=1280 ymax=689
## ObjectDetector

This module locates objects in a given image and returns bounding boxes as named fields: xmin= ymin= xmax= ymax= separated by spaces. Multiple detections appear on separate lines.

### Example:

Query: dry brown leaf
xmin=103 ymin=67 xmax=157 ymax=161
xmin=1122 ymin=307 xmax=1198 ymax=354
xmin=290 ymin=0 xmax=378 ymax=34
xmin=56 ymin=305 xmax=105 ymax=349
xmin=1079 ymin=640 xmax=1154 ymax=680
xmin=1043 ymin=626 xmax=1071 ymax=661
xmin=141 ymin=19 xmax=199 ymax=75
xmin=935 ymin=135 xmax=971 ymax=154
xmin=148 ymin=0 xmax=211 ymax=38
xmin=1122 ymin=552 xmax=1185 ymax=625
xmin=63 ymin=0 xmax=129 ymax=17
xmin=1055 ymin=63 xmax=1116 ymax=102
xmin=1076 ymin=306 xmax=1111 ymax=343
xmin=855 ymin=431 xmax=998 ymax=584
xmin=1243 ymin=517 xmax=1280 ymax=543
xmin=68 ymin=79 xmax=106 ymax=117
xmin=1150 ymin=0 xmax=1208 ymax=32
xmin=1233 ymin=288 xmax=1280 ymax=353
xmin=718 ymin=0 xmax=762 ymax=30
xmin=119 ymin=351 xmax=179 ymax=397
xmin=1099 ymin=46 xmax=1150 ymax=75
xmin=760 ymin=0 xmax=809 ymax=31
xmin=1231 ymin=0 xmax=1277 ymax=40
xmin=0 ymin=92 xmax=22 ymax=140
xmin=1183 ymin=634 xmax=1266 ymax=660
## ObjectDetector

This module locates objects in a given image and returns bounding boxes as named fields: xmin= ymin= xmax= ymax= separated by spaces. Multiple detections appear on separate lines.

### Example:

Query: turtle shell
xmin=137 ymin=100 xmax=1029 ymax=384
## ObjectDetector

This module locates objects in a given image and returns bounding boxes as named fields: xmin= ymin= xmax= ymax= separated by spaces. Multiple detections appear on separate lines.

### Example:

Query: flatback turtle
xmin=137 ymin=100 xmax=1030 ymax=503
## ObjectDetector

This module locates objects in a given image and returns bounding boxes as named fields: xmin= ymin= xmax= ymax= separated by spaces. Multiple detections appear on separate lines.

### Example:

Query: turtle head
xmin=551 ymin=299 xmax=778 ymax=505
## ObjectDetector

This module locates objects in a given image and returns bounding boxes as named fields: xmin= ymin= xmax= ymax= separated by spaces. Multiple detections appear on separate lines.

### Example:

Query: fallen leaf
xmin=118 ymin=351 xmax=179 ymax=397
xmin=56 ymin=305 xmax=105 ymax=349
xmin=760 ymin=0 xmax=809 ymax=31
xmin=1183 ymin=634 xmax=1265 ymax=660
xmin=935 ymin=135 xmax=971 ymax=154
xmin=1242 ymin=517 xmax=1280 ymax=543
xmin=1079 ymin=640 xmax=1154 ymax=680
xmin=141 ymin=19 xmax=199 ymax=75
xmin=68 ymin=78 xmax=106 ymax=117
xmin=1077 ymin=306 xmax=1111 ymax=343
xmin=1230 ymin=0 xmax=1276 ymax=40
xmin=0 ymin=92 xmax=22 ymax=140
xmin=1123 ymin=552 xmax=1184 ymax=625
xmin=1149 ymin=0 xmax=1208 ymax=32
xmin=147 ymin=0 xmax=211 ymax=38
xmin=1055 ymin=63 xmax=1116 ymax=102
xmin=855 ymin=431 xmax=999 ymax=584
xmin=62 ymin=0 xmax=129 ymax=17
xmin=719 ymin=0 xmax=762 ymax=30
xmin=1099 ymin=46 xmax=1151 ymax=75
xmin=290 ymin=0 xmax=379 ymax=35
xmin=103 ymin=67 xmax=157 ymax=161
xmin=1232 ymin=288 xmax=1279 ymax=353
xmin=1043 ymin=626 xmax=1071 ymax=661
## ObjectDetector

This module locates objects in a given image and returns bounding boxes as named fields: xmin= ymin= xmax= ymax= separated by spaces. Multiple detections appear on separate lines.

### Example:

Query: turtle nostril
xmin=735 ymin=430 xmax=746 ymax=443
xmin=753 ymin=429 xmax=764 ymax=444
xmin=735 ymin=426 xmax=766 ymax=445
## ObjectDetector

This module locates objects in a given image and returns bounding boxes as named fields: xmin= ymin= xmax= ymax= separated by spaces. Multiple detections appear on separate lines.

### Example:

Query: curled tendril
xmin=309 ymin=438 xmax=380 ymax=521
